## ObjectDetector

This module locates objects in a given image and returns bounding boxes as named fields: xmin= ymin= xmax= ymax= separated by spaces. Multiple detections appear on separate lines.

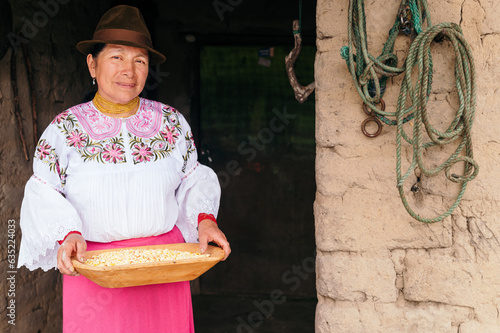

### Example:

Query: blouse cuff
xmin=198 ymin=213 xmax=217 ymax=225
xmin=58 ymin=231 xmax=82 ymax=245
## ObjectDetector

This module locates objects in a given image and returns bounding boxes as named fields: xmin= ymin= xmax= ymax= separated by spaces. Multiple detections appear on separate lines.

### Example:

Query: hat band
xmin=93 ymin=29 xmax=152 ymax=48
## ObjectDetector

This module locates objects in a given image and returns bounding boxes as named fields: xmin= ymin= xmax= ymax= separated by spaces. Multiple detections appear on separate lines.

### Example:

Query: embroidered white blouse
xmin=18 ymin=98 xmax=221 ymax=271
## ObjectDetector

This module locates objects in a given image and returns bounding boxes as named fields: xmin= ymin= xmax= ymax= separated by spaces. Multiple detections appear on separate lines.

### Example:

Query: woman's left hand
xmin=198 ymin=220 xmax=231 ymax=260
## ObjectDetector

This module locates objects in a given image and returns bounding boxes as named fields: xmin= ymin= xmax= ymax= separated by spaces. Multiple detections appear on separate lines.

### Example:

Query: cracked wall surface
xmin=315 ymin=0 xmax=500 ymax=332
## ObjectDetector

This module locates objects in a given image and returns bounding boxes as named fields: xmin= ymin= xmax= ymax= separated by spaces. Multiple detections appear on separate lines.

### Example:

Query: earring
xmin=92 ymin=77 xmax=96 ymax=85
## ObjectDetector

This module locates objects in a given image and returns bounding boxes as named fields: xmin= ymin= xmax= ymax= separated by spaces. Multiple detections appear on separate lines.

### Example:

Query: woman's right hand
xmin=57 ymin=233 xmax=87 ymax=276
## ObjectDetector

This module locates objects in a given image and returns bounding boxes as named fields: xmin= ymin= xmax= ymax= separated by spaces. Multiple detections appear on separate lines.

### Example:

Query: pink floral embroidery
xmin=48 ymin=153 xmax=57 ymax=163
xmin=88 ymin=111 xmax=100 ymax=123
xmin=60 ymin=172 xmax=67 ymax=184
xmin=153 ymin=141 xmax=166 ymax=150
xmin=54 ymin=100 xmax=185 ymax=165
xmin=66 ymin=129 xmax=88 ymax=149
xmin=93 ymin=117 xmax=116 ymax=133
xmin=131 ymin=111 xmax=152 ymax=132
xmin=70 ymin=99 xmax=163 ymax=140
xmin=181 ymin=131 xmax=196 ymax=172
xmin=168 ymin=115 xmax=178 ymax=125
xmin=71 ymin=102 xmax=121 ymax=140
xmin=102 ymin=143 xmax=125 ymax=164
xmin=160 ymin=126 xmax=179 ymax=144
xmin=132 ymin=143 xmax=154 ymax=163
xmin=36 ymin=140 xmax=52 ymax=159
xmin=55 ymin=160 xmax=67 ymax=185
xmin=143 ymin=109 xmax=153 ymax=120
xmin=88 ymin=146 xmax=102 ymax=154
xmin=34 ymin=139 xmax=67 ymax=187
xmin=52 ymin=110 xmax=70 ymax=124
xmin=187 ymin=131 xmax=195 ymax=148
xmin=127 ymin=100 xmax=162 ymax=138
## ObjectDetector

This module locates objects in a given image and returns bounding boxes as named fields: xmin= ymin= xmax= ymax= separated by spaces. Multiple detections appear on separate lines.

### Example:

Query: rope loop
xmin=342 ymin=0 xmax=431 ymax=126
xmin=396 ymin=22 xmax=478 ymax=223
xmin=444 ymin=156 xmax=479 ymax=183
xmin=342 ymin=0 xmax=478 ymax=223
xmin=358 ymin=61 xmax=375 ymax=86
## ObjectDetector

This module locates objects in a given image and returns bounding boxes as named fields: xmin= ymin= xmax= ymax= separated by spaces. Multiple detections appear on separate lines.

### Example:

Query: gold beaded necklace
xmin=93 ymin=91 xmax=140 ymax=115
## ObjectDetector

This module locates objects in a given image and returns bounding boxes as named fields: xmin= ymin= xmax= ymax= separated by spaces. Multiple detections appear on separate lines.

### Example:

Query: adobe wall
xmin=315 ymin=0 xmax=500 ymax=332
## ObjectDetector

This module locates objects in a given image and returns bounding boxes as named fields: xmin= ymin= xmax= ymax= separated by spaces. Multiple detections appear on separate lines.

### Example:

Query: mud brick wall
xmin=315 ymin=0 xmax=500 ymax=332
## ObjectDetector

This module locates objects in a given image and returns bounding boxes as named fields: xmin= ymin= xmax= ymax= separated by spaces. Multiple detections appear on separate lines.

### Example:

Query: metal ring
xmin=362 ymin=98 xmax=386 ymax=116
xmin=361 ymin=116 xmax=383 ymax=138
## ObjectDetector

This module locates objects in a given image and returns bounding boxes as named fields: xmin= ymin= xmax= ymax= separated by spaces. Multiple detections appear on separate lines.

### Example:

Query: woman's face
xmin=87 ymin=44 xmax=149 ymax=104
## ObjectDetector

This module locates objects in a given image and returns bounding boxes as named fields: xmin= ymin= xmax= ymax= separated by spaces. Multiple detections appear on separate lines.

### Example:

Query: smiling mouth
xmin=116 ymin=82 xmax=136 ymax=88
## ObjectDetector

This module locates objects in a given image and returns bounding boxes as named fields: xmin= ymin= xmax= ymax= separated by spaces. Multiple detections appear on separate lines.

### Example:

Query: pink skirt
xmin=63 ymin=226 xmax=194 ymax=333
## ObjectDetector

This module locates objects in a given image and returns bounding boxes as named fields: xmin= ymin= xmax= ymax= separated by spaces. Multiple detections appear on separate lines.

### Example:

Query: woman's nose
xmin=121 ymin=60 xmax=135 ymax=77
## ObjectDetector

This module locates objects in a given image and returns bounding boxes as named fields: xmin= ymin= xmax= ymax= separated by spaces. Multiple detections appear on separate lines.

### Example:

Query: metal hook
xmin=285 ymin=20 xmax=315 ymax=104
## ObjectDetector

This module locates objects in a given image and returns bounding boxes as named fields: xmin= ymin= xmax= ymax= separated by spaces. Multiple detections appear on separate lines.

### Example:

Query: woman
xmin=17 ymin=5 xmax=230 ymax=332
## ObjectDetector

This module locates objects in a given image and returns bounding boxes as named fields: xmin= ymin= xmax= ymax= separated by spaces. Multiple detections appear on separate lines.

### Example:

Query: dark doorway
xmin=198 ymin=44 xmax=316 ymax=296
xmin=193 ymin=41 xmax=316 ymax=331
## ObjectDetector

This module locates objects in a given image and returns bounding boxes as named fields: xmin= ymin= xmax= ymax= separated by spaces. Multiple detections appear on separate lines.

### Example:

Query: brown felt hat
xmin=76 ymin=5 xmax=166 ymax=65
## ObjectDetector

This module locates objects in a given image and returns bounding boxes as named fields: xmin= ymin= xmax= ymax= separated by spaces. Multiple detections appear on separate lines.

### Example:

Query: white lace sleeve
xmin=17 ymin=122 xmax=83 ymax=271
xmin=174 ymin=113 xmax=221 ymax=243
xmin=18 ymin=177 xmax=83 ymax=271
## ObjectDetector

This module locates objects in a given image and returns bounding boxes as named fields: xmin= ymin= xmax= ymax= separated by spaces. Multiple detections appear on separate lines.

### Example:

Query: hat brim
xmin=76 ymin=40 xmax=166 ymax=66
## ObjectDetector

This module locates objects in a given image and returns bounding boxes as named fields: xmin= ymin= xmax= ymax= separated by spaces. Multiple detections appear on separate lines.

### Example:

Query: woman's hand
xmin=198 ymin=220 xmax=231 ymax=260
xmin=57 ymin=233 xmax=87 ymax=276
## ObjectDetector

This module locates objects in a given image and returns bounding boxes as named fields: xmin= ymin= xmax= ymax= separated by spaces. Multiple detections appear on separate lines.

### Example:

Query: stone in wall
xmin=315 ymin=191 xmax=452 ymax=252
xmin=403 ymin=249 xmax=481 ymax=308
xmin=316 ymin=296 xmax=473 ymax=333
xmin=459 ymin=321 xmax=500 ymax=333
xmin=404 ymin=246 xmax=500 ymax=325
xmin=316 ymin=251 xmax=397 ymax=302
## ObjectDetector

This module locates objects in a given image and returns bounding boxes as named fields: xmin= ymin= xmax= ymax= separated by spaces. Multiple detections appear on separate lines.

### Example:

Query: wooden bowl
xmin=71 ymin=243 xmax=224 ymax=288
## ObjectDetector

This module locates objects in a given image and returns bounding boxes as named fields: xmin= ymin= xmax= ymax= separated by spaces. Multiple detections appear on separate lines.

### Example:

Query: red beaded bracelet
xmin=58 ymin=231 xmax=82 ymax=245
xmin=198 ymin=213 xmax=217 ymax=225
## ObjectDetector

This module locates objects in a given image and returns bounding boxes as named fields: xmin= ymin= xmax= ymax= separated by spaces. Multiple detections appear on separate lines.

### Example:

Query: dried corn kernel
xmin=85 ymin=248 xmax=210 ymax=267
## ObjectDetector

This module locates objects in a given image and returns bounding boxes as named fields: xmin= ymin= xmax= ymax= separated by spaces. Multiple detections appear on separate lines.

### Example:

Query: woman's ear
xmin=87 ymin=54 xmax=96 ymax=78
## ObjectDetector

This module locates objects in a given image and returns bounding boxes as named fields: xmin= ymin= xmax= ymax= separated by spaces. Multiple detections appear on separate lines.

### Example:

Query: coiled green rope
xmin=341 ymin=0 xmax=431 ymax=125
xmin=396 ymin=22 xmax=478 ymax=223
xmin=341 ymin=0 xmax=479 ymax=222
